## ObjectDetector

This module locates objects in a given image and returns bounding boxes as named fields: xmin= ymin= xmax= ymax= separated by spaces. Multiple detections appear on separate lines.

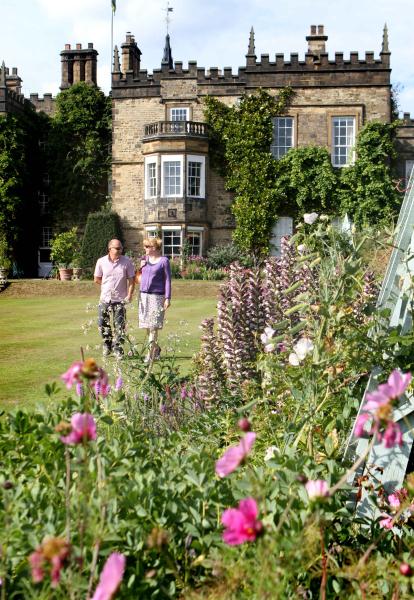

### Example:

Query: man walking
xmin=94 ymin=239 xmax=135 ymax=358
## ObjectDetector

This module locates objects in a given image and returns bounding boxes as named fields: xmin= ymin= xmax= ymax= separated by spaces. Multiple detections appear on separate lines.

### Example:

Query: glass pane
xmin=163 ymin=161 xmax=181 ymax=196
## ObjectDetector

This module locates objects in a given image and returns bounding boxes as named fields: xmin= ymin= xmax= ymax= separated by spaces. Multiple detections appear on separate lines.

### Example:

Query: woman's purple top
xmin=140 ymin=256 xmax=171 ymax=299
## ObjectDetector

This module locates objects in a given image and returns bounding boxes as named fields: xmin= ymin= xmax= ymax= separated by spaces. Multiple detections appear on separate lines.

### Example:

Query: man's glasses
xmin=111 ymin=246 xmax=122 ymax=250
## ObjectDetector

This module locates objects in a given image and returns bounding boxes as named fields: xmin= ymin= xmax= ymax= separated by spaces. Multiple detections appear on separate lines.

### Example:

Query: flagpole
xmin=111 ymin=7 xmax=114 ymax=80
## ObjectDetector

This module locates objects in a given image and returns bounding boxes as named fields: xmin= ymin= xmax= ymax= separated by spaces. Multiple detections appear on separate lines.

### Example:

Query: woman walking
xmin=137 ymin=237 xmax=171 ymax=362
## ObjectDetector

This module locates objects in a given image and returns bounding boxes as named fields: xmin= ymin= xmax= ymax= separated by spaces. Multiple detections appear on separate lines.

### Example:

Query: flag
xmin=111 ymin=0 xmax=116 ymax=13
xmin=168 ymin=6 xmax=173 ymax=10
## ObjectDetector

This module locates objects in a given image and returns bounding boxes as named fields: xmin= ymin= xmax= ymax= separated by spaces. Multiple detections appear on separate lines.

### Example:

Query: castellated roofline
xmin=112 ymin=50 xmax=391 ymax=92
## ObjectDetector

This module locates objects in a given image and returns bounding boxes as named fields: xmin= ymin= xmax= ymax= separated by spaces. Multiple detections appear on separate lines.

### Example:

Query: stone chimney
xmin=306 ymin=25 xmax=328 ymax=56
xmin=60 ymin=42 xmax=98 ymax=89
xmin=121 ymin=32 xmax=142 ymax=77
xmin=5 ymin=67 xmax=23 ymax=95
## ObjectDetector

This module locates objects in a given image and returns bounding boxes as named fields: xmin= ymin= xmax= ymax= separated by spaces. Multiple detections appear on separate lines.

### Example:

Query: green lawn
xmin=0 ymin=281 xmax=219 ymax=409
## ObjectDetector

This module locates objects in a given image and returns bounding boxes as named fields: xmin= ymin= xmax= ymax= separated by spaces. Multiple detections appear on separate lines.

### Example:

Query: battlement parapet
xmin=29 ymin=93 xmax=56 ymax=116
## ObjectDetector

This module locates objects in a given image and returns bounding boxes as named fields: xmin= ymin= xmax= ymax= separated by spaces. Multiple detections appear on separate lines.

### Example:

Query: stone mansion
xmin=110 ymin=24 xmax=414 ymax=258
xmin=1 ymin=25 xmax=414 ymax=271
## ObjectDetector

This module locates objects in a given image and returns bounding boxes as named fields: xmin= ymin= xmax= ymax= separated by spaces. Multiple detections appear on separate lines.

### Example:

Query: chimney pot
xmin=318 ymin=25 xmax=324 ymax=34
xmin=88 ymin=42 xmax=93 ymax=49
xmin=311 ymin=25 xmax=316 ymax=34
xmin=12 ymin=67 xmax=17 ymax=75
xmin=76 ymin=43 xmax=82 ymax=50
xmin=65 ymin=44 xmax=71 ymax=50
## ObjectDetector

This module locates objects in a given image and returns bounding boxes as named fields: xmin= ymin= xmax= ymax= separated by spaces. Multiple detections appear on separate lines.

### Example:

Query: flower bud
xmin=2 ymin=481 xmax=13 ymax=490
xmin=399 ymin=563 xmax=413 ymax=577
xmin=238 ymin=418 xmax=251 ymax=432
xmin=296 ymin=474 xmax=308 ymax=484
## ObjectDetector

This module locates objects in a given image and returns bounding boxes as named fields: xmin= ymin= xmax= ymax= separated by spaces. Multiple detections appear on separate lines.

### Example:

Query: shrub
xmin=50 ymin=227 xmax=79 ymax=268
xmin=206 ymin=243 xmax=253 ymax=270
xmin=80 ymin=210 xmax=123 ymax=270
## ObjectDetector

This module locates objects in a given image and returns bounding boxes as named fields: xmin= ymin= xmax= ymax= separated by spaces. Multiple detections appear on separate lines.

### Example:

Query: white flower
xmin=288 ymin=337 xmax=314 ymax=366
xmin=264 ymin=445 xmax=279 ymax=461
xmin=294 ymin=337 xmax=314 ymax=360
xmin=288 ymin=352 xmax=300 ymax=366
xmin=297 ymin=243 xmax=307 ymax=254
xmin=264 ymin=343 xmax=275 ymax=353
xmin=304 ymin=212 xmax=319 ymax=225
xmin=260 ymin=326 xmax=275 ymax=346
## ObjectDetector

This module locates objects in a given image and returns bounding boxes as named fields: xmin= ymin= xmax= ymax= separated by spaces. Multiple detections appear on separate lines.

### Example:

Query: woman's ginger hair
xmin=143 ymin=237 xmax=162 ymax=251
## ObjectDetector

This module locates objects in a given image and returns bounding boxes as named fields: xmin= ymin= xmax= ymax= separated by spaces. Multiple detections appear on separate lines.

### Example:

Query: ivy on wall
xmin=338 ymin=121 xmax=401 ymax=225
xmin=205 ymin=89 xmax=402 ymax=251
xmin=47 ymin=82 xmax=112 ymax=223
xmin=204 ymin=88 xmax=294 ymax=256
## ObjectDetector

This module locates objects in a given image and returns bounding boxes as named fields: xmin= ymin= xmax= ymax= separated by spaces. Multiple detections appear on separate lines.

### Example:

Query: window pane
xmin=163 ymin=161 xmax=181 ymax=196
xmin=271 ymin=117 xmax=294 ymax=159
xmin=188 ymin=161 xmax=202 ymax=196
xmin=146 ymin=162 xmax=157 ymax=197
xmin=332 ymin=117 xmax=355 ymax=167
xmin=171 ymin=108 xmax=188 ymax=121
xmin=187 ymin=232 xmax=201 ymax=255
xmin=163 ymin=230 xmax=181 ymax=258
xmin=41 ymin=227 xmax=53 ymax=247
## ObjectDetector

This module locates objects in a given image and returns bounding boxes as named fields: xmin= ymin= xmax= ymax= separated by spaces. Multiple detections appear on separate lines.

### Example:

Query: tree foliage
xmin=80 ymin=210 xmax=123 ymax=270
xmin=0 ymin=110 xmax=46 ymax=273
xmin=204 ymin=89 xmax=294 ymax=255
xmin=47 ymin=82 xmax=112 ymax=223
xmin=338 ymin=121 xmax=401 ymax=225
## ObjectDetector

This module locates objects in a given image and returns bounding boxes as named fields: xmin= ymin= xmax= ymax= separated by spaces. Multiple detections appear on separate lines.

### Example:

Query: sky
xmin=1 ymin=0 xmax=414 ymax=116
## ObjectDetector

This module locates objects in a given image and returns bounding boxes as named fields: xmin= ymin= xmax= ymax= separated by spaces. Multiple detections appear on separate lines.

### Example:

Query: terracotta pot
xmin=59 ymin=268 xmax=73 ymax=281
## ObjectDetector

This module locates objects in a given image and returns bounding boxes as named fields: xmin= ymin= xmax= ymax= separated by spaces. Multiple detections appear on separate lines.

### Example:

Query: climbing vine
xmin=205 ymin=92 xmax=402 ymax=247
xmin=204 ymin=88 xmax=294 ymax=255
xmin=338 ymin=121 xmax=401 ymax=225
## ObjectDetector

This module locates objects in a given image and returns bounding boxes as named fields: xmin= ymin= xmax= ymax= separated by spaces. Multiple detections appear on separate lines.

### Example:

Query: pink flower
xmin=305 ymin=479 xmax=329 ymax=500
xmin=61 ymin=359 xmax=109 ymax=393
xmin=354 ymin=370 xmax=411 ymax=448
xmin=115 ymin=377 xmax=123 ymax=391
xmin=61 ymin=361 xmax=83 ymax=389
xmin=29 ymin=550 xmax=44 ymax=583
xmin=91 ymin=552 xmax=126 ymax=600
xmin=95 ymin=380 xmax=111 ymax=397
xmin=221 ymin=498 xmax=263 ymax=545
xmin=60 ymin=413 xmax=97 ymax=445
xmin=379 ymin=514 xmax=394 ymax=529
xmin=382 ymin=420 xmax=403 ymax=448
xmin=388 ymin=488 xmax=408 ymax=509
xmin=29 ymin=537 xmax=69 ymax=588
xmin=215 ymin=432 xmax=256 ymax=478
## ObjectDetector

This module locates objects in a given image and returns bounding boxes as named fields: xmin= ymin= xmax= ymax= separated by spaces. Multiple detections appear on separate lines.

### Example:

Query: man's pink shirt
xmin=94 ymin=254 xmax=135 ymax=303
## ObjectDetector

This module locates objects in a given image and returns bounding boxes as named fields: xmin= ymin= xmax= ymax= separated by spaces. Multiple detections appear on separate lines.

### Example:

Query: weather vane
xmin=163 ymin=1 xmax=174 ymax=34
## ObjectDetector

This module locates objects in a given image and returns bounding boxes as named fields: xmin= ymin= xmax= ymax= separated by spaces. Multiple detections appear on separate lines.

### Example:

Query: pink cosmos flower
xmin=60 ymin=413 xmax=97 ymax=445
xmin=379 ymin=514 xmax=394 ymax=529
xmin=221 ymin=497 xmax=263 ymax=545
xmin=305 ymin=479 xmax=329 ymax=500
xmin=215 ymin=432 xmax=256 ymax=478
xmin=29 ymin=537 xmax=69 ymax=588
xmin=388 ymin=488 xmax=408 ymax=510
xmin=91 ymin=552 xmax=126 ymax=600
xmin=61 ymin=361 xmax=83 ymax=389
xmin=61 ymin=359 xmax=109 ymax=393
xmin=354 ymin=369 xmax=411 ymax=448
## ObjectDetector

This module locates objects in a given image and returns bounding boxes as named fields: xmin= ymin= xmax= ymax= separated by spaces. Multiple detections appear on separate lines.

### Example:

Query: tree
xmin=47 ymin=82 xmax=112 ymax=223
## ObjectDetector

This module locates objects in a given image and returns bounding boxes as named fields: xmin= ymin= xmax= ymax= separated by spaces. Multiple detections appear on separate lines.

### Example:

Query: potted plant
xmin=0 ymin=231 xmax=12 ymax=281
xmin=71 ymin=251 xmax=83 ymax=280
xmin=50 ymin=227 xmax=78 ymax=281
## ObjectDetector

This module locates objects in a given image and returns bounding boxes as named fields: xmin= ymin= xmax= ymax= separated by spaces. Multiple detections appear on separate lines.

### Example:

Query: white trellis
xmin=347 ymin=168 xmax=414 ymax=519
